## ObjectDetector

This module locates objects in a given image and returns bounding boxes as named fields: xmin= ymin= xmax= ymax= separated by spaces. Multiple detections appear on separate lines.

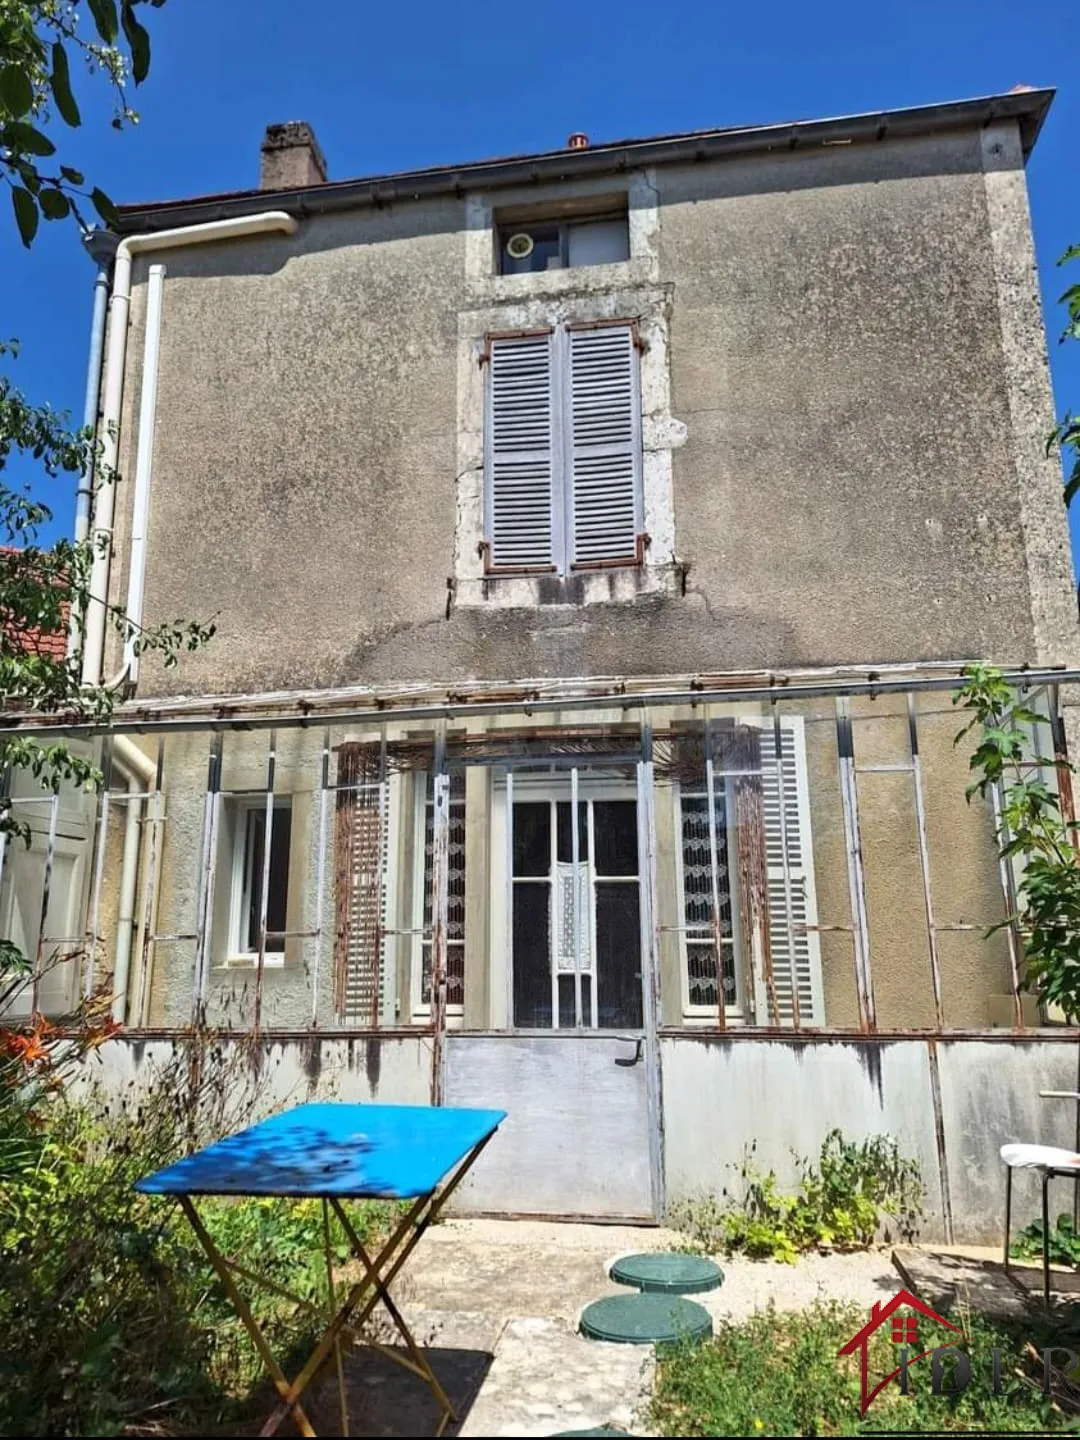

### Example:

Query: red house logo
xmin=838 ymin=1288 xmax=962 ymax=1415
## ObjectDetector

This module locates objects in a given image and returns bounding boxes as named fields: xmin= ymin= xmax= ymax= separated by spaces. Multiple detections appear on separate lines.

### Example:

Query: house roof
xmin=115 ymin=88 xmax=1055 ymax=234
xmin=837 ymin=1288 xmax=960 ymax=1355
xmin=0 ymin=549 xmax=70 ymax=663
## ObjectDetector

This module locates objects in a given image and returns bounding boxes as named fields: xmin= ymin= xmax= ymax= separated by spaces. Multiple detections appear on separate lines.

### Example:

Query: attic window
xmin=497 ymin=208 xmax=629 ymax=275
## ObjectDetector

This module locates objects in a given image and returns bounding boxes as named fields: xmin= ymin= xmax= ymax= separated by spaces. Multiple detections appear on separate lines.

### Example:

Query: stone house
xmin=4 ymin=87 xmax=1079 ymax=1236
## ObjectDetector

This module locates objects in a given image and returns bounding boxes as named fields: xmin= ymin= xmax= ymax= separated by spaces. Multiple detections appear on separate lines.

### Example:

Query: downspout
xmin=80 ymin=211 xmax=299 ymax=689
xmin=122 ymin=261 xmax=164 ymax=688
xmin=109 ymin=734 xmax=155 ymax=1024
xmin=67 ymin=229 xmax=118 ymax=658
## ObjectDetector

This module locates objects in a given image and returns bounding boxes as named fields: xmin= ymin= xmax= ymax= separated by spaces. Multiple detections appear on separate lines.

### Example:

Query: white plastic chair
xmin=1002 ymin=1090 xmax=1080 ymax=1306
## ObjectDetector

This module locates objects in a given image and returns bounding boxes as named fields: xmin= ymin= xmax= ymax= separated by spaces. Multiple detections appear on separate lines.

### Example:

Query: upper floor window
xmin=498 ymin=212 xmax=629 ymax=275
xmin=484 ymin=321 xmax=643 ymax=575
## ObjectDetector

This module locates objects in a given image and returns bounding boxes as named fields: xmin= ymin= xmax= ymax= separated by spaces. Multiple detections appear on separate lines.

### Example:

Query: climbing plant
xmin=954 ymin=664 xmax=1080 ymax=1019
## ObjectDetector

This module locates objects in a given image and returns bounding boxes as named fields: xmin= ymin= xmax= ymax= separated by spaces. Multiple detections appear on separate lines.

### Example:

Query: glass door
xmin=508 ymin=775 xmax=643 ymax=1030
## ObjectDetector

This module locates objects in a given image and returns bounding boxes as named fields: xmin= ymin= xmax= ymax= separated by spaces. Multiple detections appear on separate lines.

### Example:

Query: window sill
xmin=682 ymin=1008 xmax=747 ymax=1025
xmin=213 ymin=955 xmax=288 ymax=973
xmin=454 ymin=562 xmax=682 ymax=611
xmin=467 ymin=256 xmax=654 ymax=305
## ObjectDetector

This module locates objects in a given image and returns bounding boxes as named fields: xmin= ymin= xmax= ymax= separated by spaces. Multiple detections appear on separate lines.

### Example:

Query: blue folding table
xmin=137 ymin=1101 xmax=505 ymax=1438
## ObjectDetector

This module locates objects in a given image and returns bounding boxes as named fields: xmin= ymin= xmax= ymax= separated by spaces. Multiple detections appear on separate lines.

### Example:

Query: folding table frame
xmin=175 ymin=1130 xmax=494 ymax=1438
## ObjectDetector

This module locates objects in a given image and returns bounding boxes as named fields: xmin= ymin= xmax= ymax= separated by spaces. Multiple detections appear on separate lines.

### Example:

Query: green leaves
xmin=49 ymin=43 xmax=80 ymax=128
xmin=3 ymin=120 xmax=54 ymax=156
xmin=38 ymin=190 xmax=70 ymax=221
xmin=89 ymin=0 xmax=120 ymax=45
xmin=0 ymin=64 xmax=34 ymax=118
xmin=90 ymin=186 xmax=119 ymax=229
xmin=10 ymin=188 xmax=37 ymax=248
xmin=1 ymin=1 xmax=162 ymax=245
xmin=121 ymin=2 xmax=151 ymax=86
xmin=956 ymin=665 xmax=1080 ymax=1020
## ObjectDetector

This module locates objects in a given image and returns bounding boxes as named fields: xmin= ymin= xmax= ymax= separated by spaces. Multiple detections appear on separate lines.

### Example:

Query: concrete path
xmin=354 ymin=1218 xmax=903 ymax=1437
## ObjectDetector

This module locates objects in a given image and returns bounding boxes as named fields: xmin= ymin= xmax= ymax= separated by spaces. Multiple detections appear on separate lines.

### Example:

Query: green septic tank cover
xmin=609 ymin=1251 xmax=723 ymax=1295
xmin=550 ymin=1431 xmax=629 ymax=1438
xmin=549 ymin=1431 xmax=628 ymax=1438
xmin=579 ymin=1293 xmax=713 ymax=1346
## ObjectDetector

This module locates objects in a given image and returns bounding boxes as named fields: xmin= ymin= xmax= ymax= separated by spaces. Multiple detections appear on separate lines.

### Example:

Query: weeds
xmin=670 ymin=1130 xmax=923 ymax=1263
xmin=651 ymin=1300 xmax=1075 ymax=1435
xmin=1013 ymin=1212 xmax=1080 ymax=1268
xmin=0 ymin=1036 xmax=401 ymax=1436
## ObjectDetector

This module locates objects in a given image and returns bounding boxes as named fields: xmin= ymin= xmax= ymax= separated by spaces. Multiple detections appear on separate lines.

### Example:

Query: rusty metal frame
xmin=637 ymin=715 xmax=667 ymax=1216
xmin=503 ymin=767 xmax=515 ymax=1030
xmin=192 ymin=732 xmax=223 ymax=1024
xmin=991 ymin=778 xmax=1025 ymax=1029
xmin=835 ymin=697 xmax=875 ymax=1031
xmin=84 ymin=734 xmax=113 ymax=1001
xmin=310 ymin=728 xmax=331 ymax=1026
xmin=250 ymin=730 xmax=278 ymax=1033
xmin=29 ymin=791 xmax=60 ymax=1015
xmin=569 ymin=762 xmax=583 ymax=1028
xmin=133 ymin=738 xmax=165 ymax=1027
xmin=906 ymin=695 xmax=945 ymax=1031
xmin=703 ymin=714 xmax=730 ymax=1030
xmin=12 ymin=671 xmax=1072 ymax=1042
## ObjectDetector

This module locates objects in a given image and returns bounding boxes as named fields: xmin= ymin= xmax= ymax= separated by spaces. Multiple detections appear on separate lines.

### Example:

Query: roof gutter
xmin=114 ymin=89 xmax=1055 ymax=235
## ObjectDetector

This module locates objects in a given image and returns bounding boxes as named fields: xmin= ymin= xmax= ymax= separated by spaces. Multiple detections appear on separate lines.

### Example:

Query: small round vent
xmin=506 ymin=232 xmax=535 ymax=260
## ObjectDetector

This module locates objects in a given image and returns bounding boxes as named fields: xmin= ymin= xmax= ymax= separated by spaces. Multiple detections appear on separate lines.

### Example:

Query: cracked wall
xmin=104 ymin=121 xmax=1077 ymax=700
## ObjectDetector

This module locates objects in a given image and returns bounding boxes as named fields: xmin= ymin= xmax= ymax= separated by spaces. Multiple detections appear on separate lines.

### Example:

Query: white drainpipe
xmin=109 ymin=734 xmax=156 ymax=1024
xmin=122 ymin=261 xmax=165 ymax=688
xmin=81 ymin=211 xmax=299 ymax=689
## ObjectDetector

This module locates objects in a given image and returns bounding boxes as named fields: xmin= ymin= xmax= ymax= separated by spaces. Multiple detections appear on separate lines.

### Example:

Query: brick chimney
xmin=260 ymin=122 xmax=327 ymax=189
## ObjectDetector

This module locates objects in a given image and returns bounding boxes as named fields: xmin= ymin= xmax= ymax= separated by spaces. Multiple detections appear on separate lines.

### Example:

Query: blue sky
xmin=4 ymin=0 xmax=1079 ymax=560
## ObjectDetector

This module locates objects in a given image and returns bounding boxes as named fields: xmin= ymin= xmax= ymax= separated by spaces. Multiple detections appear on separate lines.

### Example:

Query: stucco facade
xmin=101 ymin=104 xmax=1076 ymax=699
xmin=10 ymin=91 xmax=1079 ymax=1236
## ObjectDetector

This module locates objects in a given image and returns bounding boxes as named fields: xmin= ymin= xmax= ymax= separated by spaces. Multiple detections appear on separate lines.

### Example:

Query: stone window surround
xmin=454 ymin=170 xmax=686 ymax=610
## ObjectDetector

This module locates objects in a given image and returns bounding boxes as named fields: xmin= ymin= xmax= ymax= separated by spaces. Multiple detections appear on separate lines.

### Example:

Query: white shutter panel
xmin=758 ymin=718 xmax=824 ymax=1025
xmin=568 ymin=325 xmax=641 ymax=566
xmin=487 ymin=333 xmax=555 ymax=569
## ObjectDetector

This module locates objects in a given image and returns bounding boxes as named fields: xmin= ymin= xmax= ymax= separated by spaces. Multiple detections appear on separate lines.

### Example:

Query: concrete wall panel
xmin=444 ymin=1034 xmax=655 ymax=1218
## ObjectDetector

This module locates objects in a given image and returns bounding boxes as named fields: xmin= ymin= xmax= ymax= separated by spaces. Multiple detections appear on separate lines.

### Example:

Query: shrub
xmin=651 ymin=1301 xmax=1073 ymax=1435
xmin=0 ymin=1038 xmax=402 ymax=1436
xmin=670 ymin=1130 xmax=923 ymax=1263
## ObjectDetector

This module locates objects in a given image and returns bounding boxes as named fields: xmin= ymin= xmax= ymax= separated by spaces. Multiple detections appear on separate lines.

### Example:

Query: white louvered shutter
xmin=487 ymin=333 xmax=555 ymax=569
xmin=758 ymin=720 xmax=825 ymax=1025
xmin=568 ymin=325 xmax=641 ymax=567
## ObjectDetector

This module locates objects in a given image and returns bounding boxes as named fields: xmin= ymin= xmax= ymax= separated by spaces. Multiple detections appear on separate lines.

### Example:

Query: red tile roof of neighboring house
xmin=0 ymin=548 xmax=70 ymax=662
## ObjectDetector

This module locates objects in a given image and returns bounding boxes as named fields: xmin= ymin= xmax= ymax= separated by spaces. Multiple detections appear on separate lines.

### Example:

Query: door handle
xmin=615 ymin=1038 xmax=644 ymax=1067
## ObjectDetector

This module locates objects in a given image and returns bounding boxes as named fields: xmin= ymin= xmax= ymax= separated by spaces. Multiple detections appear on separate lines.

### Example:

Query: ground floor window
xmin=416 ymin=769 xmax=466 ymax=1015
xmin=224 ymin=796 xmax=292 ymax=966
xmin=331 ymin=724 xmax=822 ymax=1031
xmin=670 ymin=718 xmax=823 ymax=1025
